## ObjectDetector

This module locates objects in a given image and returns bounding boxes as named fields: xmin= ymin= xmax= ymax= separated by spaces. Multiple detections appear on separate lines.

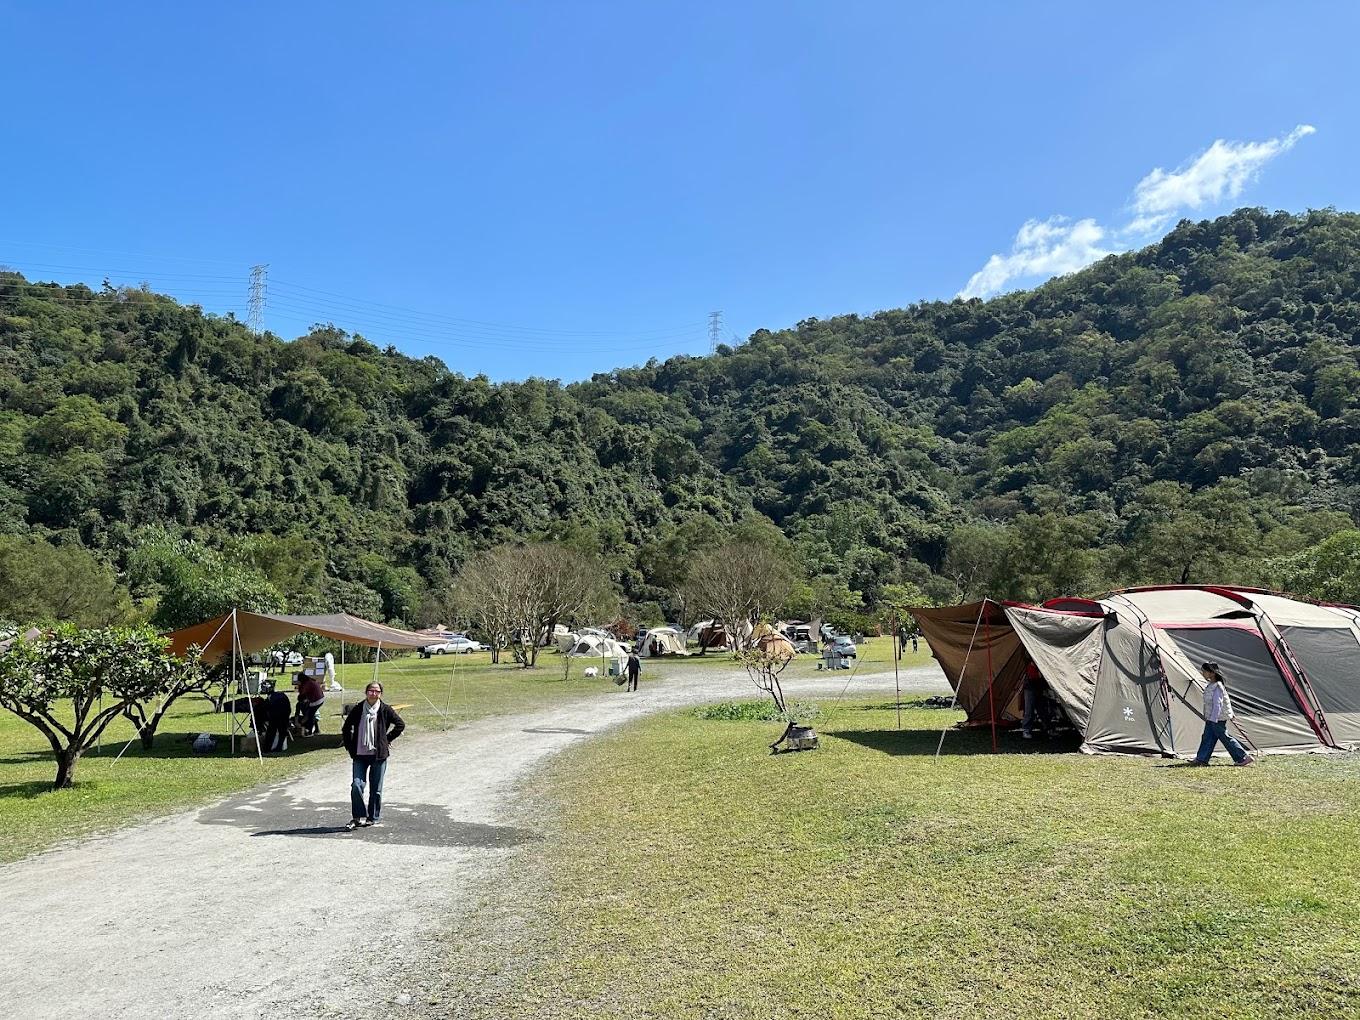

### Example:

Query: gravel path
xmin=0 ymin=663 xmax=946 ymax=1018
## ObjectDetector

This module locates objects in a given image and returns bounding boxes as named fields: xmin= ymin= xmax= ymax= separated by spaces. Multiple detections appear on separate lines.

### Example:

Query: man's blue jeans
xmin=1195 ymin=720 xmax=1249 ymax=764
xmin=351 ymin=755 xmax=388 ymax=821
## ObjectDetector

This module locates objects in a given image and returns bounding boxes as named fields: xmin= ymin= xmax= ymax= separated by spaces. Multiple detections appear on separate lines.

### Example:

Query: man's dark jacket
xmin=342 ymin=701 xmax=406 ymax=760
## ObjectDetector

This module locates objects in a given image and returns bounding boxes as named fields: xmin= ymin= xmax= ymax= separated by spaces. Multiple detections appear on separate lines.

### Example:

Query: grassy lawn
xmin=447 ymin=697 xmax=1360 ymax=1019
xmin=0 ymin=648 xmax=638 ymax=864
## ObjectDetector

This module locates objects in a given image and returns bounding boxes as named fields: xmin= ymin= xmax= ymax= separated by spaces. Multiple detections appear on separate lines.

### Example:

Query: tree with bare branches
xmin=680 ymin=540 xmax=799 ymax=652
xmin=450 ymin=543 xmax=616 ymax=668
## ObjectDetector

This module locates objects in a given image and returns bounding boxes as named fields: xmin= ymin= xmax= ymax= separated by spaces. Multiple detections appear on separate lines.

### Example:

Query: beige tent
xmin=567 ymin=633 xmax=630 ymax=658
xmin=914 ymin=587 xmax=1360 ymax=758
xmin=754 ymin=632 xmax=797 ymax=661
xmin=637 ymin=626 xmax=688 ymax=657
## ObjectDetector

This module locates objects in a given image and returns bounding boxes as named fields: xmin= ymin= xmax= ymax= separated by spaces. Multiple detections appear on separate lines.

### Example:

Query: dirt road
xmin=0 ymin=664 xmax=946 ymax=1019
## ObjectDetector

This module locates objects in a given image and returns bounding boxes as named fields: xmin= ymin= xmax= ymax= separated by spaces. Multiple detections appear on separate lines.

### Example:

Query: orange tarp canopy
xmin=166 ymin=610 xmax=430 ymax=662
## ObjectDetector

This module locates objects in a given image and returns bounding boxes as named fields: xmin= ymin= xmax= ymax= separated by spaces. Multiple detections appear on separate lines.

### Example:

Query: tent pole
xmin=935 ymin=601 xmax=988 ymax=760
xmin=893 ymin=609 xmax=902 ymax=731
xmin=341 ymin=640 xmax=345 ymax=687
xmin=372 ymin=641 xmax=383 ymax=687
xmin=985 ymin=609 xmax=997 ymax=753
xmin=238 ymin=610 xmax=263 ymax=763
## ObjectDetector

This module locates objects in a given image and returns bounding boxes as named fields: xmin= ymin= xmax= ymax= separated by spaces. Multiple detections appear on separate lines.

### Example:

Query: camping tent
xmin=567 ymin=633 xmax=630 ymax=659
xmin=754 ymin=631 xmax=797 ymax=661
xmin=636 ymin=626 xmax=688 ymax=657
xmin=913 ymin=586 xmax=1360 ymax=758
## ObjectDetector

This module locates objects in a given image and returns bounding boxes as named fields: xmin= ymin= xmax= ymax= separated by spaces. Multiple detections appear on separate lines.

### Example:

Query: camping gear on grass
xmin=770 ymin=722 xmax=819 ymax=753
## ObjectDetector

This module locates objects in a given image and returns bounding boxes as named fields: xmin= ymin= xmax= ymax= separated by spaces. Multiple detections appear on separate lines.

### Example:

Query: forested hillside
xmin=3 ymin=207 xmax=1359 ymax=626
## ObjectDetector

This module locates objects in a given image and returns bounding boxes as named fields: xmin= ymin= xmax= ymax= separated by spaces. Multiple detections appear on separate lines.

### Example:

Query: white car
xmin=830 ymin=636 xmax=857 ymax=657
xmin=424 ymin=635 xmax=485 ymax=655
xmin=284 ymin=650 xmax=304 ymax=667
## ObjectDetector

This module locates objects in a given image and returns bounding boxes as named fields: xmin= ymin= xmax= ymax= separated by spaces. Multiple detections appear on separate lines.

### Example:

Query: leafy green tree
xmin=127 ymin=533 xmax=282 ymax=631
xmin=0 ymin=626 xmax=192 ymax=787
xmin=0 ymin=536 xmax=136 ymax=627
xmin=1274 ymin=531 xmax=1360 ymax=603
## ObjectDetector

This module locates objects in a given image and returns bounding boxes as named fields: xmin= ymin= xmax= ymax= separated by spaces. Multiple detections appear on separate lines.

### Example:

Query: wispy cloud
xmin=1129 ymin=125 xmax=1315 ymax=235
xmin=958 ymin=125 xmax=1315 ymax=299
xmin=959 ymin=218 xmax=1111 ymax=303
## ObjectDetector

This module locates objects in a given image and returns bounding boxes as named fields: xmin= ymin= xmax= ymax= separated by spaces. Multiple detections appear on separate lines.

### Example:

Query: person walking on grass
xmin=342 ymin=681 xmax=406 ymax=830
xmin=625 ymin=651 xmax=641 ymax=693
xmin=1193 ymin=662 xmax=1254 ymax=766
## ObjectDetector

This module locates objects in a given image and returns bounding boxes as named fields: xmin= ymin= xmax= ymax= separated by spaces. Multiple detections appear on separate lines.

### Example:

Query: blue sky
xmin=2 ymin=1 xmax=1355 ymax=381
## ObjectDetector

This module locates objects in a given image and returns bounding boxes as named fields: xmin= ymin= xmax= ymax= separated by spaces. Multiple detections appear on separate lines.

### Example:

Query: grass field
xmin=440 ymin=697 xmax=1360 ymax=1019
xmin=0 ymin=648 xmax=636 ymax=864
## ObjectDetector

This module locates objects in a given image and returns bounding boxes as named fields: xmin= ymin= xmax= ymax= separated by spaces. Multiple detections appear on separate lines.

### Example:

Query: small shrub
xmin=693 ymin=699 xmax=821 ymax=723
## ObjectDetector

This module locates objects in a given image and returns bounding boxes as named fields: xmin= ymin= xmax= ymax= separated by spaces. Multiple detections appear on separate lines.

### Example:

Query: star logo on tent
xmin=1122 ymin=707 xmax=1134 ymax=720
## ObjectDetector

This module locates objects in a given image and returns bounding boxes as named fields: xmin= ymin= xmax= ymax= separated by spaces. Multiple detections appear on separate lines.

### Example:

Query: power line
xmin=271 ymin=278 xmax=705 ymax=339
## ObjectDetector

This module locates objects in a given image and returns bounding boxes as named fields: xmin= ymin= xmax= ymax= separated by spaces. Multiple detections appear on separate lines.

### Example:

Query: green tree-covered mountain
xmin=3 ymin=207 xmax=1359 ymax=624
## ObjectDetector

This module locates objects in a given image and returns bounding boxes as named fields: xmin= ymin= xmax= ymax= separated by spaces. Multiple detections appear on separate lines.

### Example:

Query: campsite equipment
xmin=770 ymin=722 xmax=819 ymax=753
xmin=165 ymin=610 xmax=432 ymax=759
xmin=819 ymin=647 xmax=851 ymax=670
xmin=914 ymin=586 xmax=1360 ymax=759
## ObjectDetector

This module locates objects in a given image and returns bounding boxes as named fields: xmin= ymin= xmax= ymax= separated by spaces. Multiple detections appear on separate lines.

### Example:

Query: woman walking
xmin=1194 ymin=662 xmax=1253 ymax=766
xmin=342 ymin=681 xmax=406 ymax=829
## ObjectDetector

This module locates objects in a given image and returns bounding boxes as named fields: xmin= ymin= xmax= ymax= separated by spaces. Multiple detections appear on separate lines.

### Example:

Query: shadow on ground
xmin=199 ymin=786 xmax=540 ymax=848
xmin=521 ymin=726 xmax=595 ymax=735
xmin=831 ymin=727 xmax=1082 ymax=756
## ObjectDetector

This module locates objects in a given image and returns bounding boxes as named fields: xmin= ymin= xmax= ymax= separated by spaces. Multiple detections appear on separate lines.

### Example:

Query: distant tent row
xmin=913 ymin=586 xmax=1360 ymax=758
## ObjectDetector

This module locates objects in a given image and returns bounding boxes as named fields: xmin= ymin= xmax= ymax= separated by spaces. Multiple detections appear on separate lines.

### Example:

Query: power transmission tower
xmin=708 ymin=310 xmax=722 ymax=354
xmin=247 ymin=264 xmax=269 ymax=333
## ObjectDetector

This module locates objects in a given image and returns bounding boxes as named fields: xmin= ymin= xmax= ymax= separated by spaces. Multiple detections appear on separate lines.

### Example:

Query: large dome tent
xmin=913 ymin=586 xmax=1360 ymax=759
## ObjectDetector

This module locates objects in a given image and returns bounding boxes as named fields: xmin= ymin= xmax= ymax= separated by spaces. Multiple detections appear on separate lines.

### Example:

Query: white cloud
xmin=958 ymin=217 xmax=1111 ymax=299
xmin=1128 ymin=124 xmax=1315 ymax=235
xmin=957 ymin=124 xmax=1315 ymax=299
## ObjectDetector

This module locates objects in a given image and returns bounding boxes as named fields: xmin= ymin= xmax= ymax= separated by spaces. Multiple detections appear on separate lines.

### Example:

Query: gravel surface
xmin=0 ymin=663 xmax=946 ymax=1019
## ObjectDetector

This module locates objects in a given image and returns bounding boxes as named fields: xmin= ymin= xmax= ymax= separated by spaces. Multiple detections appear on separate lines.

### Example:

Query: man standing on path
xmin=342 ymin=681 xmax=405 ymax=830
xmin=625 ymin=651 xmax=641 ymax=693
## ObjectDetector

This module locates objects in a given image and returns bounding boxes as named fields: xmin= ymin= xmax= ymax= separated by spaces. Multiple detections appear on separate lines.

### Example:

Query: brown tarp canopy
xmin=166 ymin=610 xmax=430 ymax=663
xmin=912 ymin=600 xmax=1029 ymax=725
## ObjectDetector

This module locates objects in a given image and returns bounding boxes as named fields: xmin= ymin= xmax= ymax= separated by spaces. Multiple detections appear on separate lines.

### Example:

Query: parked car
xmin=829 ymin=635 xmax=857 ymax=658
xmin=284 ymin=650 xmax=304 ymax=667
xmin=424 ymin=635 xmax=485 ymax=655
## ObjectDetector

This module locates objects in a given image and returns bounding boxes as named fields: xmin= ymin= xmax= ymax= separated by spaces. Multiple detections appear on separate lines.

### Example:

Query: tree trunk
xmin=139 ymin=726 xmax=156 ymax=751
xmin=54 ymin=746 xmax=81 ymax=789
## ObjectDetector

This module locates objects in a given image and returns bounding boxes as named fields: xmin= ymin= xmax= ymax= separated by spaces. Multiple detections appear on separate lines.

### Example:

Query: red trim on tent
xmin=1252 ymin=619 xmax=1338 ymax=749
xmin=1022 ymin=597 xmax=1110 ymax=618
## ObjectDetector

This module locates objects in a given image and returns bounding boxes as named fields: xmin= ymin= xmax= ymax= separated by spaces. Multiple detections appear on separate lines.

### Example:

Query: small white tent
xmin=567 ymin=633 xmax=630 ymax=658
